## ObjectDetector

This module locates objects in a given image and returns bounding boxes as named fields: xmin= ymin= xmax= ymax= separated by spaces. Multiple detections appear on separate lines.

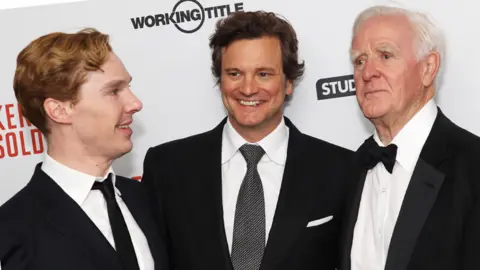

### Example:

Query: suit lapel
xmin=32 ymin=165 xmax=122 ymax=269
xmin=385 ymin=109 xmax=450 ymax=270
xmin=117 ymin=176 xmax=168 ymax=270
xmin=259 ymin=118 xmax=315 ymax=269
xmin=195 ymin=118 xmax=234 ymax=270
xmin=384 ymin=159 xmax=444 ymax=270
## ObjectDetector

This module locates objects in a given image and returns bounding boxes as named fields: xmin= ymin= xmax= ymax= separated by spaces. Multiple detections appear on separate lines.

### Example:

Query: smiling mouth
xmin=239 ymin=100 xmax=263 ymax=106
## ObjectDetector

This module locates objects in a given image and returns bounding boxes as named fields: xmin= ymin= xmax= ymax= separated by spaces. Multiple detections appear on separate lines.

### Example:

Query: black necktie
xmin=231 ymin=144 xmax=266 ymax=270
xmin=359 ymin=137 xmax=398 ymax=173
xmin=92 ymin=173 xmax=140 ymax=270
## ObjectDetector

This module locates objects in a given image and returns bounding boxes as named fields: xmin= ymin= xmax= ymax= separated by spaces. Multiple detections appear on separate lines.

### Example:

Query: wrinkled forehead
xmin=351 ymin=14 xmax=416 ymax=51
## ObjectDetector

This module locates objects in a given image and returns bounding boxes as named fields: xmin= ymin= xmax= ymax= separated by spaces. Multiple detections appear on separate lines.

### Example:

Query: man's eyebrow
xmin=100 ymin=77 xmax=132 ymax=90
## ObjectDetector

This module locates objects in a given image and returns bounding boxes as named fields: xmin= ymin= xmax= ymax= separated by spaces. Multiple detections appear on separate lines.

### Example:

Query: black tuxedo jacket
xmin=340 ymin=109 xmax=480 ymax=270
xmin=142 ymin=117 xmax=355 ymax=270
xmin=0 ymin=163 xmax=170 ymax=270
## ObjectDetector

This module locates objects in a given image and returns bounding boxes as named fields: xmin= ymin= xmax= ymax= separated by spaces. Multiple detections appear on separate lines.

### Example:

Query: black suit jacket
xmin=142 ymin=117 xmax=355 ymax=270
xmin=340 ymin=108 xmax=480 ymax=270
xmin=0 ymin=163 xmax=170 ymax=270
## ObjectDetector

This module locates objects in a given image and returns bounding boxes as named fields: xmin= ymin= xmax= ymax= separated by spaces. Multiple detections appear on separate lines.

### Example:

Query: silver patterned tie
xmin=231 ymin=144 xmax=266 ymax=270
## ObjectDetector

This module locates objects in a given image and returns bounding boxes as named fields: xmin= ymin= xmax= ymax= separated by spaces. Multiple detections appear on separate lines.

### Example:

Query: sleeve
xmin=0 ymin=222 xmax=32 ymax=270
xmin=141 ymin=147 xmax=163 ymax=214
xmin=459 ymin=192 xmax=480 ymax=269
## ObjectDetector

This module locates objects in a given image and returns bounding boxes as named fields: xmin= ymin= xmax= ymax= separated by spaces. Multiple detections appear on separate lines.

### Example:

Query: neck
xmin=230 ymin=114 xmax=283 ymax=143
xmin=373 ymin=95 xmax=433 ymax=145
xmin=46 ymin=134 xmax=113 ymax=177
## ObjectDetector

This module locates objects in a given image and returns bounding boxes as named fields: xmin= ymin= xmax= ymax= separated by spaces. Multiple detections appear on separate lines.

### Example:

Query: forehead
xmin=85 ymin=52 xmax=130 ymax=84
xmin=222 ymin=36 xmax=282 ymax=67
xmin=352 ymin=14 xmax=415 ymax=50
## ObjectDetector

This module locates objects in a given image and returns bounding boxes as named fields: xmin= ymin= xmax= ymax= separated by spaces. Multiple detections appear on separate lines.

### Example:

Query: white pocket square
xmin=307 ymin=215 xmax=333 ymax=227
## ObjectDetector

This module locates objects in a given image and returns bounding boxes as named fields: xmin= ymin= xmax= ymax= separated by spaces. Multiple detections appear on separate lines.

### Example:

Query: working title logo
xmin=0 ymin=103 xmax=45 ymax=159
xmin=316 ymin=74 xmax=356 ymax=100
xmin=130 ymin=0 xmax=244 ymax=34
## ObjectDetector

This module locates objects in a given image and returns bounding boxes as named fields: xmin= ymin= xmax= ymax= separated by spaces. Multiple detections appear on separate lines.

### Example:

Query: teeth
xmin=240 ymin=100 xmax=261 ymax=106
xmin=118 ymin=125 xmax=129 ymax=129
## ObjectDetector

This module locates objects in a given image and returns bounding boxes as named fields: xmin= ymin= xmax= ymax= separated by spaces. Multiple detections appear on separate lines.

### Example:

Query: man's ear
xmin=43 ymin=98 xmax=74 ymax=125
xmin=285 ymin=79 xmax=293 ymax=96
xmin=422 ymin=51 xmax=440 ymax=88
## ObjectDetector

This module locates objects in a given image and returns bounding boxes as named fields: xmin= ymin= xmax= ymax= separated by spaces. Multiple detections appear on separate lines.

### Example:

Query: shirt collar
xmin=373 ymin=99 xmax=438 ymax=172
xmin=41 ymin=154 xmax=117 ymax=206
xmin=221 ymin=117 xmax=289 ymax=165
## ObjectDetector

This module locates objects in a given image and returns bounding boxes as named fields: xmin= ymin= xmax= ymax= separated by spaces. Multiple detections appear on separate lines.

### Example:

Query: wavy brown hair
xmin=209 ymin=11 xmax=305 ymax=86
xmin=13 ymin=28 xmax=112 ymax=135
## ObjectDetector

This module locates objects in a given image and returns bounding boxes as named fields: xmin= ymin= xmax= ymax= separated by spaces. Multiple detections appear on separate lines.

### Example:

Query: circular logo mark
xmin=171 ymin=0 xmax=205 ymax=34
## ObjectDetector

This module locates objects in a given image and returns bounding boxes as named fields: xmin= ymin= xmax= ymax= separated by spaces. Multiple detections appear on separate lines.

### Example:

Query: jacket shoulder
xmin=0 ymin=183 xmax=37 ymax=223
xmin=145 ymin=123 xmax=222 ymax=163
xmin=301 ymin=133 xmax=354 ymax=158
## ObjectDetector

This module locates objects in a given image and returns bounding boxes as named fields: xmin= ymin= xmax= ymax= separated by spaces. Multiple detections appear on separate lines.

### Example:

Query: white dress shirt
xmin=41 ymin=154 xmax=154 ymax=270
xmin=222 ymin=117 xmax=289 ymax=253
xmin=351 ymin=99 xmax=438 ymax=270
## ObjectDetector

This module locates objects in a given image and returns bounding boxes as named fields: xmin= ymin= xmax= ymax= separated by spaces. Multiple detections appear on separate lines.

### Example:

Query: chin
xmin=123 ymin=142 xmax=133 ymax=153
xmin=362 ymin=110 xmax=390 ymax=121
xmin=360 ymin=104 xmax=389 ymax=120
xmin=235 ymin=116 xmax=266 ymax=128
xmin=115 ymin=142 xmax=133 ymax=157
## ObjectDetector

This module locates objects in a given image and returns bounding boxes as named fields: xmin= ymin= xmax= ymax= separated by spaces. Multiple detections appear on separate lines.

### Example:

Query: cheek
xmin=382 ymin=62 xmax=415 ymax=90
xmin=74 ymin=105 xmax=99 ymax=122
xmin=264 ymin=80 xmax=285 ymax=98
xmin=220 ymin=79 xmax=238 ymax=97
xmin=71 ymin=109 xmax=105 ymax=143
xmin=353 ymin=77 xmax=365 ymax=100
xmin=383 ymin=72 xmax=410 ymax=101
xmin=74 ymin=105 xmax=115 ymax=129
xmin=404 ymin=69 xmax=423 ymax=92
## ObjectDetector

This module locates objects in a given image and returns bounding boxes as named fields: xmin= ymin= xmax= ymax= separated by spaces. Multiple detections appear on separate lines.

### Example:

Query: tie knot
xmin=91 ymin=173 xmax=115 ymax=200
xmin=239 ymin=144 xmax=265 ymax=166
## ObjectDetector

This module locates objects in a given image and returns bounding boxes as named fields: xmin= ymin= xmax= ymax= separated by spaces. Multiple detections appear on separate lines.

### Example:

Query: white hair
xmin=351 ymin=5 xmax=446 ymax=88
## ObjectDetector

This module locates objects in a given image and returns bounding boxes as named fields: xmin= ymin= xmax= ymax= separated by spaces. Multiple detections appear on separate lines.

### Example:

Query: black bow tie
xmin=359 ymin=137 xmax=398 ymax=173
